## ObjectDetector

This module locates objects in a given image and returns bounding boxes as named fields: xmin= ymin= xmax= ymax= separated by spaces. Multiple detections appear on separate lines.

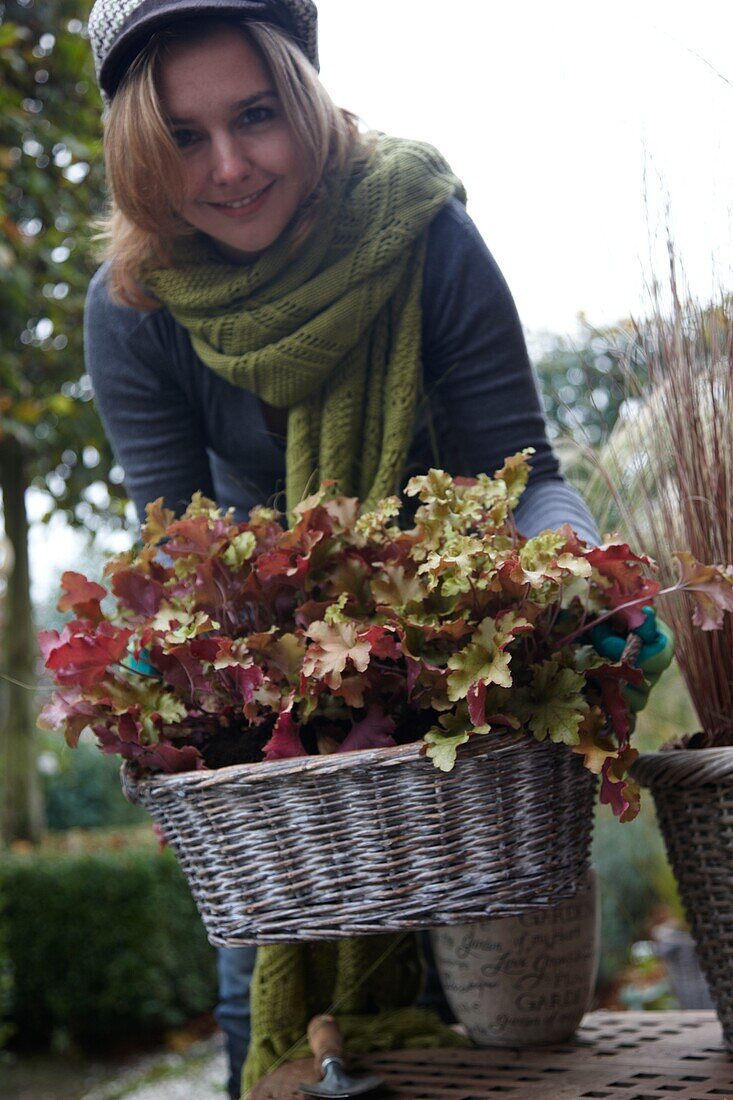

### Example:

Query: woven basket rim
xmin=632 ymin=745 xmax=733 ymax=788
xmin=123 ymin=727 xmax=537 ymax=797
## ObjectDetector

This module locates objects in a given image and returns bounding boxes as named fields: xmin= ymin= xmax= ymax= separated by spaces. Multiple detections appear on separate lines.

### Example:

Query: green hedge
xmin=0 ymin=838 xmax=217 ymax=1050
xmin=0 ymin=878 xmax=12 ymax=1051
xmin=42 ymin=740 xmax=148 ymax=832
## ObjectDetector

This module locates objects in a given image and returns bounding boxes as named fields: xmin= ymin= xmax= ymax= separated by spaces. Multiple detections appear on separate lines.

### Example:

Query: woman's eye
xmin=172 ymin=129 xmax=199 ymax=149
xmin=238 ymin=106 xmax=274 ymax=127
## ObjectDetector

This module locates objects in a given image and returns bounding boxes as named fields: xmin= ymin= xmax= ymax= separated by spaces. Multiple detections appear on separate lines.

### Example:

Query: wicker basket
xmin=631 ymin=747 xmax=733 ymax=1047
xmin=123 ymin=731 xmax=597 ymax=946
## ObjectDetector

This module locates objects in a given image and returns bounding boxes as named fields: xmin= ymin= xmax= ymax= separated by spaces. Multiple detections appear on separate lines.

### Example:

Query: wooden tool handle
xmin=307 ymin=1014 xmax=343 ymax=1067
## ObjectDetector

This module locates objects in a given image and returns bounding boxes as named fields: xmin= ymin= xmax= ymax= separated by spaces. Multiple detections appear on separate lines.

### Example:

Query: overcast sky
xmin=316 ymin=0 xmax=733 ymax=333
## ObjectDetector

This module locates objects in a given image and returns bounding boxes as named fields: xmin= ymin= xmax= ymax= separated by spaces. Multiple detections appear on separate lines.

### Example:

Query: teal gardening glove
xmin=588 ymin=606 xmax=675 ymax=712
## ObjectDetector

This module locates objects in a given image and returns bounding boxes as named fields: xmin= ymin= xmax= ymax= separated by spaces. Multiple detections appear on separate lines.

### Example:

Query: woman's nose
xmin=210 ymin=134 xmax=252 ymax=186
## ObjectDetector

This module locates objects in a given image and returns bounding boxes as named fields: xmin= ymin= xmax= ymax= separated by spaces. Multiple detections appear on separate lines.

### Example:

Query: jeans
xmin=215 ymin=945 xmax=257 ymax=1100
xmin=215 ymin=933 xmax=453 ymax=1098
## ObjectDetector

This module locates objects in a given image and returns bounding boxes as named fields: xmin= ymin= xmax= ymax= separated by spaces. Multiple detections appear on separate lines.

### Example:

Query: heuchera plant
xmin=38 ymin=452 xmax=733 ymax=821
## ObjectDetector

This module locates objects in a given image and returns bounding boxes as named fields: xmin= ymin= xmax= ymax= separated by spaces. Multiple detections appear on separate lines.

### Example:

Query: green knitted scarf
xmin=145 ymin=134 xmax=466 ymax=514
xmin=242 ymin=936 xmax=470 ymax=1096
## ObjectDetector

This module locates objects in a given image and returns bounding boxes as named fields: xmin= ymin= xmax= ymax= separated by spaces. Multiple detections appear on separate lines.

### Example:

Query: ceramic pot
xmin=430 ymin=870 xmax=599 ymax=1046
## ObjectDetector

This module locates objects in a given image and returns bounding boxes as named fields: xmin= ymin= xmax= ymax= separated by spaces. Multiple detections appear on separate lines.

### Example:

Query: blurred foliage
xmin=0 ymin=880 xmax=13 ymax=1051
xmin=1 ymin=836 xmax=217 ymax=1051
xmin=594 ymin=660 xmax=692 ymax=989
xmin=0 ymin=0 xmax=132 ymax=842
xmin=533 ymin=320 xmax=642 ymax=447
xmin=41 ymin=734 xmax=147 ymax=831
xmin=0 ymin=0 xmax=127 ymax=530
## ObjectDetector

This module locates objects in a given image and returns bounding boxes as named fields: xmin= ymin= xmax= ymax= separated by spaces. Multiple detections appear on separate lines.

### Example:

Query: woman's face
xmin=159 ymin=27 xmax=309 ymax=261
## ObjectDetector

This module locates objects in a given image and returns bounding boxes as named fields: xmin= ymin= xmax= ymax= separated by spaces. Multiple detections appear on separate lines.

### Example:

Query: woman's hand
xmin=589 ymin=607 xmax=675 ymax=712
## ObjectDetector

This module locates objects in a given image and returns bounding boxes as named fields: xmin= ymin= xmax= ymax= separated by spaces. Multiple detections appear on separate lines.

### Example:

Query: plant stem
xmin=556 ymin=581 xmax=684 ymax=649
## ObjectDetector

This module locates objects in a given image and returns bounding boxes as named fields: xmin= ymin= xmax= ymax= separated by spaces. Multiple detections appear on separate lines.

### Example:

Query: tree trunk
xmin=0 ymin=436 xmax=44 ymax=844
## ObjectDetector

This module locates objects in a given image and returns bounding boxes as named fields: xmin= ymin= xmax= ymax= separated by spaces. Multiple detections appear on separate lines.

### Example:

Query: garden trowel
xmin=299 ymin=1014 xmax=384 ymax=1098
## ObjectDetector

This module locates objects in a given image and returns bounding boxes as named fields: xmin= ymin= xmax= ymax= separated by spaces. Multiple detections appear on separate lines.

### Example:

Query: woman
xmin=84 ymin=1 xmax=601 ymax=1095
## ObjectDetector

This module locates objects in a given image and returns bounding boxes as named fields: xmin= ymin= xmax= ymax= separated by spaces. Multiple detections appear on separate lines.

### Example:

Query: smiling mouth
xmin=207 ymin=182 xmax=274 ymax=209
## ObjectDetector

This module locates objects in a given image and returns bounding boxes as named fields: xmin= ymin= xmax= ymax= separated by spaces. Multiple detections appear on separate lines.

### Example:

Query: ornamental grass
xmin=577 ymin=257 xmax=733 ymax=747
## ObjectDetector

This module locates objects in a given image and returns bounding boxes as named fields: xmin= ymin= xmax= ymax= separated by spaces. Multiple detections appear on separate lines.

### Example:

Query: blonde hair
xmin=100 ymin=19 xmax=365 ymax=307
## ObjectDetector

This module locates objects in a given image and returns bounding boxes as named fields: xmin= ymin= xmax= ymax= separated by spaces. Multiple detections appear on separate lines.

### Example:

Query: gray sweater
xmin=84 ymin=198 xmax=598 ymax=543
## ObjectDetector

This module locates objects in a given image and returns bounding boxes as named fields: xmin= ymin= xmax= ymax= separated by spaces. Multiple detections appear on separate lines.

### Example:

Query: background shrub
xmin=41 ymin=738 xmax=147 ymax=832
xmin=593 ymin=662 xmax=692 ymax=990
xmin=0 ymin=879 xmax=13 ymax=1051
xmin=0 ymin=833 xmax=217 ymax=1051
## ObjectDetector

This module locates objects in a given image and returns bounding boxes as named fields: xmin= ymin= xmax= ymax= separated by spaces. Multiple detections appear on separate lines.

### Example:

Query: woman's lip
xmin=205 ymin=182 xmax=275 ymax=218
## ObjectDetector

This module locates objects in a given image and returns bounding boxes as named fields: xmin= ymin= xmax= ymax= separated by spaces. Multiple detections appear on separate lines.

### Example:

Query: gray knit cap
xmin=88 ymin=0 xmax=319 ymax=99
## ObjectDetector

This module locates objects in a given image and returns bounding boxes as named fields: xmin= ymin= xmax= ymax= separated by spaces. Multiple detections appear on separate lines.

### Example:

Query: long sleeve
xmin=84 ymin=264 xmax=216 ymax=522
xmin=419 ymin=200 xmax=600 ymax=545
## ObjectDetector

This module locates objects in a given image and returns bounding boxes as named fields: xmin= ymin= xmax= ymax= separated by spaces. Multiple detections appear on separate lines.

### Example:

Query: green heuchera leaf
xmin=185 ymin=490 xmax=233 ymax=521
xmin=519 ymin=531 xmax=566 ymax=578
xmin=494 ymin=448 xmax=534 ymax=509
xmin=423 ymin=710 xmax=472 ymax=771
xmin=354 ymin=496 xmax=402 ymax=541
xmin=324 ymin=593 xmax=350 ymax=624
xmin=370 ymin=563 xmax=425 ymax=609
xmin=420 ymin=535 xmax=485 ymax=596
xmin=446 ymin=613 xmax=530 ymax=701
xmin=514 ymin=660 xmax=587 ymax=745
xmin=519 ymin=531 xmax=592 ymax=592
xmin=222 ymin=531 xmax=257 ymax=569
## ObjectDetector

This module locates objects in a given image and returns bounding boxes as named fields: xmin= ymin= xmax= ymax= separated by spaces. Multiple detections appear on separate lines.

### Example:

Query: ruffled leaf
xmin=57 ymin=572 xmax=107 ymax=623
xmin=337 ymin=705 xmax=397 ymax=752
xmin=675 ymin=551 xmax=733 ymax=631
xmin=514 ymin=660 xmax=587 ymax=745
xmin=262 ymin=711 xmax=307 ymax=761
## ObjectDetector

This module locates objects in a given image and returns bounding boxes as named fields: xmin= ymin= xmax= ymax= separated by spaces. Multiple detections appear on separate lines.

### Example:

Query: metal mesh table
xmin=250 ymin=1012 xmax=732 ymax=1099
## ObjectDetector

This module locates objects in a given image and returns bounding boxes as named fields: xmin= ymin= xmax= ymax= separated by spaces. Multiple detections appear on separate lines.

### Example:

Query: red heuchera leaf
xmin=337 ymin=705 xmax=397 ymax=752
xmin=586 ymin=543 xmax=660 ymax=628
xmin=154 ymin=642 xmax=219 ymax=695
xmin=111 ymin=569 xmax=165 ymax=617
xmin=194 ymin=557 xmax=235 ymax=620
xmin=225 ymin=663 xmax=265 ymax=705
xmin=255 ymin=547 xmax=310 ymax=586
xmin=96 ymin=725 xmax=198 ymax=772
xmin=294 ymin=598 xmax=333 ymax=629
xmin=599 ymin=756 xmax=640 ymax=821
xmin=41 ymin=621 xmax=133 ymax=688
xmin=405 ymin=656 xmax=422 ymax=699
xmin=606 ymin=578 xmax=660 ymax=629
xmin=466 ymin=684 xmax=516 ymax=730
xmin=164 ymin=514 xmax=230 ymax=557
xmin=96 ymin=719 xmax=204 ymax=773
xmin=584 ymin=661 xmax=641 ymax=747
xmin=599 ymin=758 xmax=628 ymax=816
xmin=467 ymin=681 xmax=487 ymax=727
xmin=143 ymin=741 xmax=205 ymax=773
xmin=362 ymin=625 xmax=402 ymax=660
xmin=37 ymin=688 xmax=99 ymax=748
xmin=675 ymin=552 xmax=733 ymax=631
xmin=57 ymin=572 xmax=107 ymax=624
xmin=262 ymin=711 xmax=307 ymax=761
xmin=335 ymin=673 xmax=368 ymax=708
xmin=254 ymin=523 xmax=325 ymax=588
xmin=556 ymin=524 xmax=590 ymax=556
xmin=495 ymin=556 xmax=533 ymax=601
